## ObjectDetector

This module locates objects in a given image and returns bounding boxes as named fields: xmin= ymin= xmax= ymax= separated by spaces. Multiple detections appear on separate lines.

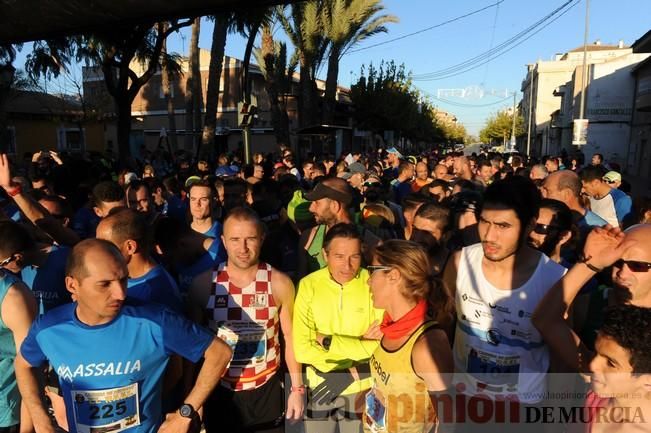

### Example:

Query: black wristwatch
xmin=179 ymin=403 xmax=196 ymax=419
xmin=322 ymin=336 xmax=332 ymax=350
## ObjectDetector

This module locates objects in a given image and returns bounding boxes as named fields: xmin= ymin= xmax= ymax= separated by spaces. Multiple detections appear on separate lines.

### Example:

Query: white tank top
xmin=452 ymin=243 xmax=566 ymax=403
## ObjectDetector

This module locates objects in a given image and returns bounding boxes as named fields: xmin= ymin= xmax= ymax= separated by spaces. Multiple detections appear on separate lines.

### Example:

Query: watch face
xmin=179 ymin=404 xmax=193 ymax=417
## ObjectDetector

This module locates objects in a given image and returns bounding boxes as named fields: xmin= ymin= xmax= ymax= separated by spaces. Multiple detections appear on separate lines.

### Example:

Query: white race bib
xmin=71 ymin=383 xmax=140 ymax=433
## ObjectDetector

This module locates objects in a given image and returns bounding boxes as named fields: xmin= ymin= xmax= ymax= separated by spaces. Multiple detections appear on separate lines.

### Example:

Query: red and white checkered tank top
xmin=206 ymin=262 xmax=280 ymax=391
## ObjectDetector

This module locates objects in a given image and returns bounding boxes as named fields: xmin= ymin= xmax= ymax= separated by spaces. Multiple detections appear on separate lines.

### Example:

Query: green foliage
xmin=479 ymin=110 xmax=525 ymax=144
xmin=350 ymin=60 xmax=444 ymax=143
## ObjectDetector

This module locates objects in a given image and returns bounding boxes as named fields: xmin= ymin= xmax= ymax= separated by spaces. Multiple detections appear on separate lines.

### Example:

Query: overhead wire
xmin=412 ymin=0 xmax=579 ymax=80
xmin=428 ymin=93 xmax=513 ymax=108
xmin=344 ymin=0 xmax=505 ymax=55
xmin=481 ymin=0 xmax=501 ymax=85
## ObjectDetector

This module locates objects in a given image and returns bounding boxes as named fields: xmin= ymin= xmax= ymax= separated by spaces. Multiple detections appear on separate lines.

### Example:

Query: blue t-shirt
xmin=202 ymin=221 xmax=222 ymax=239
xmin=20 ymin=245 xmax=71 ymax=314
xmin=71 ymin=207 xmax=101 ymax=240
xmin=127 ymin=265 xmax=182 ymax=313
xmin=20 ymin=301 xmax=214 ymax=433
xmin=0 ymin=271 xmax=20 ymax=427
xmin=176 ymin=239 xmax=225 ymax=293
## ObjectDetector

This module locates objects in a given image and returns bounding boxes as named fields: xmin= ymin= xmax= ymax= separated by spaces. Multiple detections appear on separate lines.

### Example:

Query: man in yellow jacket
xmin=294 ymin=223 xmax=384 ymax=433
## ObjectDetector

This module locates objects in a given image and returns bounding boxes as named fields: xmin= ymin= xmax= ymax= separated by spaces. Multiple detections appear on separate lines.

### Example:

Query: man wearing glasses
xmin=528 ymin=199 xmax=574 ymax=264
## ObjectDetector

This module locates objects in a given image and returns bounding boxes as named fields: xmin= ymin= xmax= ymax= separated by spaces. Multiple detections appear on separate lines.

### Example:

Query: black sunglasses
xmin=613 ymin=259 xmax=651 ymax=273
xmin=0 ymin=254 xmax=17 ymax=267
xmin=533 ymin=223 xmax=562 ymax=235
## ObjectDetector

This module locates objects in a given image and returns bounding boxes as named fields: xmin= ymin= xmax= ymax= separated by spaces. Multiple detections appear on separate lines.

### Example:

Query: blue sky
xmin=15 ymin=0 xmax=651 ymax=135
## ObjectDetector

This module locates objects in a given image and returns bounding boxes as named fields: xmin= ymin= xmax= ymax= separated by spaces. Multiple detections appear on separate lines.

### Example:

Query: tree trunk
xmin=201 ymin=14 xmax=228 ymax=159
xmin=299 ymin=61 xmax=316 ymax=129
xmin=192 ymin=24 xmax=203 ymax=153
xmin=161 ymin=23 xmax=178 ymax=152
xmin=260 ymin=26 xmax=290 ymax=148
xmin=116 ymin=94 xmax=134 ymax=170
xmin=241 ymin=20 xmax=261 ymax=104
xmin=185 ymin=18 xmax=200 ymax=151
xmin=323 ymin=45 xmax=341 ymax=125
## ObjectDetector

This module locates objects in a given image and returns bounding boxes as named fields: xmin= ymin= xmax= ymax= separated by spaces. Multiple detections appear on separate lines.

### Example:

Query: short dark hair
xmin=188 ymin=179 xmax=216 ymax=198
xmin=398 ymin=161 xmax=413 ymax=176
xmin=483 ymin=176 xmax=541 ymax=231
xmin=102 ymin=208 xmax=149 ymax=250
xmin=93 ymin=181 xmax=124 ymax=206
xmin=401 ymin=193 xmax=430 ymax=212
xmin=599 ymin=305 xmax=651 ymax=374
xmin=153 ymin=216 xmax=190 ymax=253
xmin=66 ymin=238 xmax=124 ymax=281
xmin=415 ymin=202 xmax=451 ymax=232
xmin=323 ymin=223 xmax=361 ymax=251
xmin=539 ymin=199 xmax=573 ymax=232
xmin=0 ymin=221 xmax=36 ymax=258
xmin=428 ymin=179 xmax=449 ymax=191
xmin=580 ymin=165 xmax=608 ymax=183
xmin=127 ymin=180 xmax=149 ymax=194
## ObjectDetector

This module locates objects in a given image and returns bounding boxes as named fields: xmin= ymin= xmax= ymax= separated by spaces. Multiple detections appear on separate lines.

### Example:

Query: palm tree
xmin=160 ymin=22 xmax=180 ymax=152
xmin=185 ymin=18 xmax=202 ymax=151
xmin=201 ymin=13 xmax=229 ymax=157
xmin=321 ymin=0 xmax=397 ymax=124
xmin=277 ymin=2 xmax=328 ymax=129
xmin=254 ymin=22 xmax=298 ymax=148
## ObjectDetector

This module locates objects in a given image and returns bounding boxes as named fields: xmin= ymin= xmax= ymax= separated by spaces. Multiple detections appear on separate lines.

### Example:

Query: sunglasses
xmin=533 ymin=223 xmax=562 ymax=235
xmin=613 ymin=259 xmax=651 ymax=273
xmin=367 ymin=265 xmax=392 ymax=275
xmin=0 ymin=254 xmax=17 ymax=267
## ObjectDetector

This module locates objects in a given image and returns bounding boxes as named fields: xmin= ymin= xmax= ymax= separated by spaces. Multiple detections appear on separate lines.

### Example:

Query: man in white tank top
xmin=443 ymin=177 xmax=566 ymax=432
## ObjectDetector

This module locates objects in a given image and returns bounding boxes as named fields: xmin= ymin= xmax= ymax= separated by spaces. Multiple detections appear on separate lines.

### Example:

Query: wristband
xmin=579 ymin=255 xmax=603 ymax=273
xmin=290 ymin=385 xmax=306 ymax=394
xmin=5 ymin=185 xmax=21 ymax=197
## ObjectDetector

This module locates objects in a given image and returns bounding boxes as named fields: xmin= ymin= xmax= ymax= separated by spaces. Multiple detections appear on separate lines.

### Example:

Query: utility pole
xmin=579 ymin=0 xmax=590 ymax=120
xmin=573 ymin=0 xmax=590 ymax=146
xmin=526 ymin=69 xmax=534 ymax=157
xmin=510 ymin=91 xmax=517 ymax=152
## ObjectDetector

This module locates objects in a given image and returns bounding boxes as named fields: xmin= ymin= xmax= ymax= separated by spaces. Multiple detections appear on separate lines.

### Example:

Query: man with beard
xmin=443 ymin=176 xmax=566 ymax=432
xmin=528 ymin=199 xmax=574 ymax=264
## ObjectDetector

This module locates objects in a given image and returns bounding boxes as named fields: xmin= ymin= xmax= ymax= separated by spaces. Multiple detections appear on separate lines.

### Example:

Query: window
xmin=2 ymin=127 xmax=16 ymax=154
xmin=57 ymin=128 xmax=85 ymax=153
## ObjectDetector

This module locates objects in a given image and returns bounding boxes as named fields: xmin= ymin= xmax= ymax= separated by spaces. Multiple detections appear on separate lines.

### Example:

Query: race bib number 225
xmin=72 ymin=383 xmax=140 ymax=433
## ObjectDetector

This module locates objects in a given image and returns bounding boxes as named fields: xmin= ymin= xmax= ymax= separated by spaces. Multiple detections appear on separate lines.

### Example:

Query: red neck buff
xmin=380 ymin=300 xmax=428 ymax=339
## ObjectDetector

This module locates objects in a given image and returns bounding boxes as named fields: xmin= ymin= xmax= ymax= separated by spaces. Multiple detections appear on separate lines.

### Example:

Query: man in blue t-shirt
xmin=580 ymin=166 xmax=632 ymax=228
xmin=153 ymin=217 xmax=226 ymax=293
xmin=96 ymin=208 xmax=181 ymax=312
xmin=188 ymin=180 xmax=222 ymax=239
xmin=0 ymin=222 xmax=71 ymax=314
xmin=15 ymin=239 xmax=232 ymax=433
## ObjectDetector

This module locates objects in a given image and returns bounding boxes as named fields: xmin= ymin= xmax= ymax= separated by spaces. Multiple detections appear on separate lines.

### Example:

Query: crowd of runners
xmin=0 ymin=144 xmax=650 ymax=433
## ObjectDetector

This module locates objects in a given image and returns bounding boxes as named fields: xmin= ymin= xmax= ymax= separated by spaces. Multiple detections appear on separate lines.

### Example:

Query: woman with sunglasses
xmin=363 ymin=240 xmax=453 ymax=433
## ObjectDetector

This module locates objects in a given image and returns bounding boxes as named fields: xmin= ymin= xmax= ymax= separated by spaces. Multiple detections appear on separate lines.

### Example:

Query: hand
xmin=157 ymin=412 xmax=193 ymax=433
xmin=311 ymin=369 xmax=354 ymax=405
xmin=31 ymin=151 xmax=41 ymax=163
xmin=583 ymin=225 xmax=633 ymax=269
xmin=49 ymin=151 xmax=63 ymax=165
xmin=0 ymin=153 xmax=14 ymax=189
xmin=363 ymin=320 xmax=382 ymax=340
xmin=286 ymin=388 xmax=305 ymax=422
xmin=315 ymin=332 xmax=328 ymax=347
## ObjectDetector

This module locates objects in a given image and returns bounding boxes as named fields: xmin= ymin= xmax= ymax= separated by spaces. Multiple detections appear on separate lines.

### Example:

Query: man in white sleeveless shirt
xmin=443 ymin=176 xmax=566 ymax=432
